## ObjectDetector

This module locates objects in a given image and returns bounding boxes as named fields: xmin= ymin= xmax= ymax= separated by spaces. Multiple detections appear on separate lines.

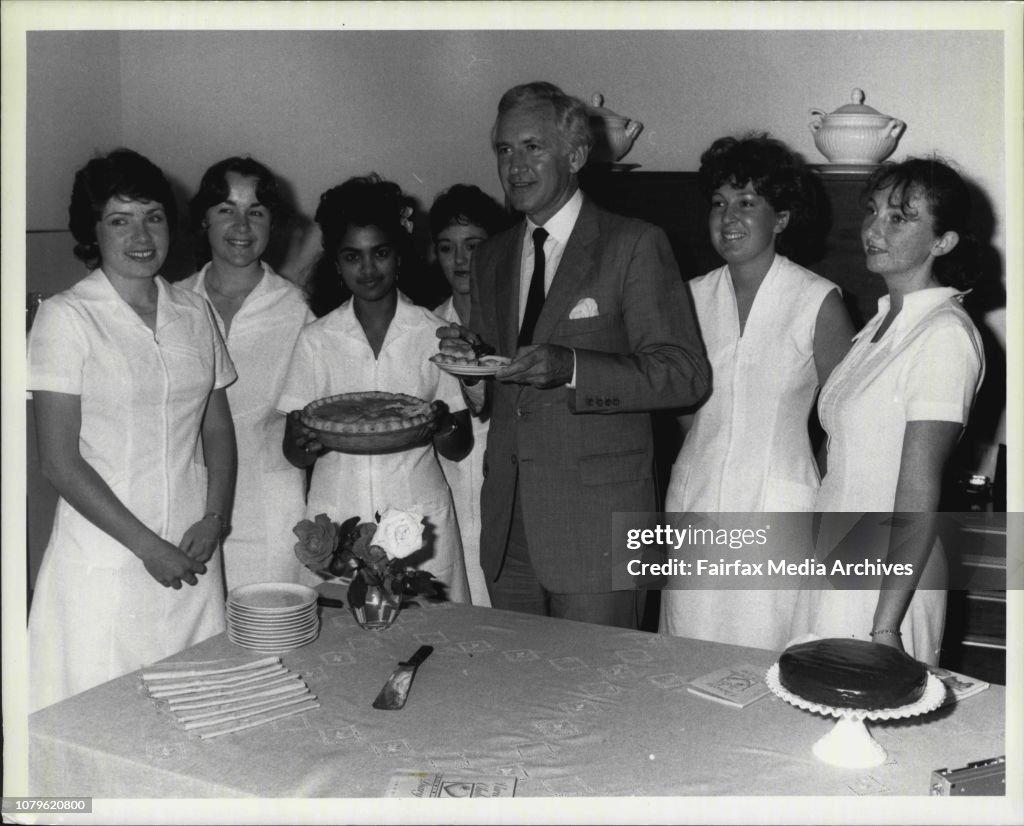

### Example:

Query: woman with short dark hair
xmin=429 ymin=183 xmax=509 ymax=605
xmin=660 ymin=133 xmax=855 ymax=649
xmin=28 ymin=148 xmax=236 ymax=711
xmin=179 ymin=156 xmax=311 ymax=589
xmin=791 ymin=157 xmax=986 ymax=664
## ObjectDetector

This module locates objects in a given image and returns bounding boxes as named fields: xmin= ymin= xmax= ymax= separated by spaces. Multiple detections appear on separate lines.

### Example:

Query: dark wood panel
xmin=579 ymin=168 xmax=721 ymax=281
xmin=579 ymin=166 xmax=887 ymax=328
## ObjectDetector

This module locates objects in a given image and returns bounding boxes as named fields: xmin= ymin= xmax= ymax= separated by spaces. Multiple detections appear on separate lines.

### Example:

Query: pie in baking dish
xmin=301 ymin=391 xmax=435 ymax=434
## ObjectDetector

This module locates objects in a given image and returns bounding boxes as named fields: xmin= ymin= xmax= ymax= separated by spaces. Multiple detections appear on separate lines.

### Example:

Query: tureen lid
xmin=828 ymin=88 xmax=888 ymax=116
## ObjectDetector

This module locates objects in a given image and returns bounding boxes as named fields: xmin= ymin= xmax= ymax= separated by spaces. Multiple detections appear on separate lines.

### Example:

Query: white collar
xmin=526 ymin=188 xmax=583 ymax=245
xmin=332 ymin=290 xmax=419 ymax=336
xmin=857 ymin=286 xmax=967 ymax=343
xmin=196 ymin=261 xmax=273 ymax=301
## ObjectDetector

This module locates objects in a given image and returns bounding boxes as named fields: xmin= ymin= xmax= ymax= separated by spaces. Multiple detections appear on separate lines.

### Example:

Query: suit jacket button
xmin=515 ymin=407 xmax=523 ymax=417
xmin=511 ymin=454 xmax=517 ymax=465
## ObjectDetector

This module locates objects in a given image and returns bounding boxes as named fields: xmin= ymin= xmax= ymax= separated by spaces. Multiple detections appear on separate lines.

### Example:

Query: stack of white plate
xmin=226 ymin=583 xmax=320 ymax=654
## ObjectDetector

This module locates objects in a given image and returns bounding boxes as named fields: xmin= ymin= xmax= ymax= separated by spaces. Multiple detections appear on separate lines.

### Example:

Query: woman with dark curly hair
xmin=278 ymin=174 xmax=472 ymax=601
xmin=28 ymin=149 xmax=236 ymax=710
xmin=179 ymin=156 xmax=312 ymax=589
xmin=790 ymin=157 xmax=986 ymax=664
xmin=429 ymin=183 xmax=509 ymax=325
xmin=660 ymin=134 xmax=854 ymax=648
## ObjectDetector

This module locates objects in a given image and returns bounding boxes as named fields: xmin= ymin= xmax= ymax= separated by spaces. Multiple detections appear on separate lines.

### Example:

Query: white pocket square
xmin=569 ymin=297 xmax=599 ymax=320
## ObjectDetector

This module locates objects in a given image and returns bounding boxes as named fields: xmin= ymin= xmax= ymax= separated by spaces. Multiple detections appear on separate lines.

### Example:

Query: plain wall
xmin=23 ymin=28 xmax=1009 ymax=470
xmin=28 ymin=30 xmax=1005 ymax=241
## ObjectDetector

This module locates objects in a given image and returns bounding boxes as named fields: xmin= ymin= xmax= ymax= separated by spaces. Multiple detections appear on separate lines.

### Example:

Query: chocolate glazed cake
xmin=779 ymin=638 xmax=928 ymax=710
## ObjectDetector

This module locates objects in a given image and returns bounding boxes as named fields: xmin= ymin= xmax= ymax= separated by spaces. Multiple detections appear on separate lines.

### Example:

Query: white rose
xmin=374 ymin=507 xmax=425 ymax=559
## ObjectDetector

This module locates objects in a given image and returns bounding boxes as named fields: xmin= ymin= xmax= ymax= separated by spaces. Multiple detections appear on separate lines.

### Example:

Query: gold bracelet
xmin=869 ymin=628 xmax=901 ymax=638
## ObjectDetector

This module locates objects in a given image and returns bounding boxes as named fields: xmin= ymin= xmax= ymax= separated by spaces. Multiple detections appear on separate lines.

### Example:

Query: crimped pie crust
xmin=302 ymin=391 xmax=434 ymax=434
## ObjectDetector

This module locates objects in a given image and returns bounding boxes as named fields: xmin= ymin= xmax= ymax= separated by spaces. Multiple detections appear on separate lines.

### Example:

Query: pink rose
xmin=373 ymin=507 xmax=424 ymax=559
xmin=293 ymin=513 xmax=339 ymax=569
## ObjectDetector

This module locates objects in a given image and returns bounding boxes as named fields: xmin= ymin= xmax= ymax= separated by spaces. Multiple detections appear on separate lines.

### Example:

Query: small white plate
xmin=228 ymin=605 xmax=315 ymax=626
xmin=227 ymin=582 xmax=318 ymax=613
xmin=229 ymin=626 xmax=320 ymax=653
xmin=229 ymin=614 xmax=317 ymax=634
xmin=430 ymin=353 xmax=509 ymax=377
xmin=228 ymin=624 xmax=319 ymax=643
xmin=228 ymin=620 xmax=319 ymax=640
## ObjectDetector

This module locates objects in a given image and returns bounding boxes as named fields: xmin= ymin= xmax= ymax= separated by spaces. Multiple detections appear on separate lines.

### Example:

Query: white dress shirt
xmin=518 ymin=188 xmax=584 ymax=329
xmin=519 ymin=188 xmax=583 ymax=385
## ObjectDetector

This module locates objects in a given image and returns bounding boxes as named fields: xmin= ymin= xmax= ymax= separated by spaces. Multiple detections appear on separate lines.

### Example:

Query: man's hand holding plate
xmin=498 ymin=344 xmax=574 ymax=389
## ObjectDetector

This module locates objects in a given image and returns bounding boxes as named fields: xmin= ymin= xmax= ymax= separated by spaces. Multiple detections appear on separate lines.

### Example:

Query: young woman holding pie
xmin=279 ymin=174 xmax=472 ymax=602
xmin=180 ymin=156 xmax=312 ymax=590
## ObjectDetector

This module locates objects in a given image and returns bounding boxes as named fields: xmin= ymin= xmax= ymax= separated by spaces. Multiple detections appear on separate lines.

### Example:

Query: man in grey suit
xmin=438 ymin=81 xmax=710 ymax=627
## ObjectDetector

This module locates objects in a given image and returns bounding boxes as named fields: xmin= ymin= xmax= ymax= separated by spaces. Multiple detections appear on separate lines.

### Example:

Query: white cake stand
xmin=766 ymin=663 xmax=946 ymax=769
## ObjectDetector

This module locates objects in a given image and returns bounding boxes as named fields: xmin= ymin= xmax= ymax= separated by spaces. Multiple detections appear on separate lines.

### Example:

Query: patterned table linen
xmin=29 ymin=602 xmax=1006 ymax=798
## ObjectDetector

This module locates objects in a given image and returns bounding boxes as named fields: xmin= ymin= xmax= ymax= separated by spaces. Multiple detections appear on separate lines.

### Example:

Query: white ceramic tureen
xmin=587 ymin=93 xmax=644 ymax=165
xmin=809 ymin=88 xmax=906 ymax=164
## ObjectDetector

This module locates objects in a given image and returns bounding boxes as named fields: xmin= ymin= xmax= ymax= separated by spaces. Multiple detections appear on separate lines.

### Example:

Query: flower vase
xmin=351 ymin=583 xmax=402 ymax=630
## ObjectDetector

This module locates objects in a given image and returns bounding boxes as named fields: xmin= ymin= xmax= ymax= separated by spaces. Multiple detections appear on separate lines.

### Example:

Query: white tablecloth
xmin=29 ymin=601 xmax=1006 ymax=798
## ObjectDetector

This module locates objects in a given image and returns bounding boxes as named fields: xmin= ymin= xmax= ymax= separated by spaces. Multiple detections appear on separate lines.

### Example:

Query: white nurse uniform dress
xmin=434 ymin=297 xmax=491 ymax=607
xmin=27 ymin=271 xmax=236 ymax=712
xmin=790 ymin=287 xmax=984 ymax=665
xmin=181 ymin=263 xmax=312 ymax=589
xmin=660 ymin=255 xmax=839 ymax=649
xmin=278 ymin=293 xmax=470 ymax=603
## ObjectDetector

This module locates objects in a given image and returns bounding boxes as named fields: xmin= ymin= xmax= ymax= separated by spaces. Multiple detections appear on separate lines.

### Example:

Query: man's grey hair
xmin=492 ymin=81 xmax=593 ymax=153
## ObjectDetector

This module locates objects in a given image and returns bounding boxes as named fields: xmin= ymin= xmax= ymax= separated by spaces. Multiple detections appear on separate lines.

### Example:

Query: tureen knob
xmin=851 ymin=88 xmax=866 ymax=105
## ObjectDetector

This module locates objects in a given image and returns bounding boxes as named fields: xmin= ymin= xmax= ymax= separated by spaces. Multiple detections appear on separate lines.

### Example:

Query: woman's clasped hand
xmin=137 ymin=537 xmax=208 ymax=589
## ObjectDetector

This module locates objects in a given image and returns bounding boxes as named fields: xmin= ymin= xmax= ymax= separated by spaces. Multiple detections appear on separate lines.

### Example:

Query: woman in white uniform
xmin=659 ymin=134 xmax=854 ymax=649
xmin=180 ymin=157 xmax=312 ymax=589
xmin=429 ymin=184 xmax=510 ymax=606
xmin=791 ymin=158 xmax=985 ymax=665
xmin=28 ymin=149 xmax=236 ymax=712
xmin=279 ymin=174 xmax=472 ymax=602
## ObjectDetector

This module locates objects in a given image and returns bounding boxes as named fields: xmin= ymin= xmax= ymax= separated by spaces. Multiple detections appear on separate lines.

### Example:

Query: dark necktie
xmin=518 ymin=227 xmax=548 ymax=346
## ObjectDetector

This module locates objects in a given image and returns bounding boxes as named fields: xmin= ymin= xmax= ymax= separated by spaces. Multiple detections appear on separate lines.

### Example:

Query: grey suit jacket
xmin=470 ymin=196 xmax=710 ymax=593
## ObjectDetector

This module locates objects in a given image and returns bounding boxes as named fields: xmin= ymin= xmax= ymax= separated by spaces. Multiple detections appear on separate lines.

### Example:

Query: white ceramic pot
xmin=587 ymin=93 xmax=644 ymax=165
xmin=809 ymin=89 xmax=906 ymax=164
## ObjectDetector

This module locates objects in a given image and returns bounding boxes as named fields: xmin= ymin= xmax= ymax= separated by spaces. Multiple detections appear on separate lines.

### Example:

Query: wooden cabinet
xmin=939 ymin=514 xmax=1007 ymax=684
xmin=578 ymin=165 xmax=886 ymax=328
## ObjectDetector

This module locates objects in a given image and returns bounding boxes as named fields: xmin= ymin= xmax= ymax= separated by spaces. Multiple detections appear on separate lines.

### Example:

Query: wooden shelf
xmin=579 ymin=166 xmax=887 ymax=328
